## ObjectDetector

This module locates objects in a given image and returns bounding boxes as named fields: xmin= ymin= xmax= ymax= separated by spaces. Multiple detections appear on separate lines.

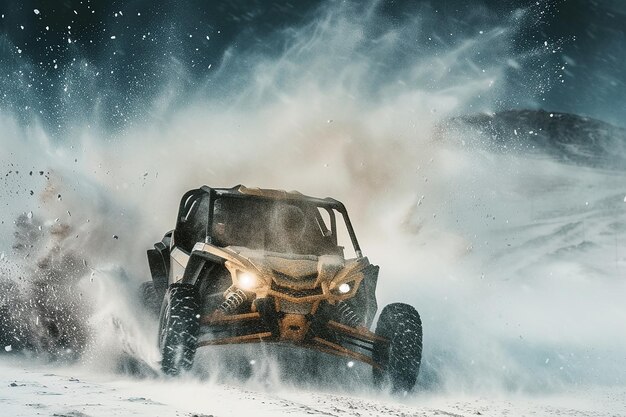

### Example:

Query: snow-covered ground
xmin=2 ymin=359 xmax=625 ymax=417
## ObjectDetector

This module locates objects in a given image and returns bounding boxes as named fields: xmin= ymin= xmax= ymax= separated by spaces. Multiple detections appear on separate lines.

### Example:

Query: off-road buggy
xmin=142 ymin=185 xmax=423 ymax=391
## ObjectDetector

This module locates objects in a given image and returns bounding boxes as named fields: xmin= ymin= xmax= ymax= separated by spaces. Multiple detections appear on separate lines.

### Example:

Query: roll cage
xmin=173 ymin=185 xmax=363 ymax=257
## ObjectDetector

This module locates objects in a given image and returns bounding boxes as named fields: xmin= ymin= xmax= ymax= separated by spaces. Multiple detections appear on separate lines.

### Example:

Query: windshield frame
xmin=205 ymin=189 xmax=362 ymax=257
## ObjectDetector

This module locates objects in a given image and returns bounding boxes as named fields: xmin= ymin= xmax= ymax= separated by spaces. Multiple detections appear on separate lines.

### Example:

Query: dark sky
xmin=0 ymin=0 xmax=624 ymax=135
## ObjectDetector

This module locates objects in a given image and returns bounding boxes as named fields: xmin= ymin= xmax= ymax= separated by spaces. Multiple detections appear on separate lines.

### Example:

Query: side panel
xmin=345 ymin=263 xmax=379 ymax=328
xmin=147 ymin=231 xmax=173 ymax=299
xmin=169 ymin=247 xmax=189 ymax=284
xmin=181 ymin=250 xmax=225 ymax=285
xmin=178 ymin=247 xmax=232 ymax=315
xmin=361 ymin=264 xmax=379 ymax=327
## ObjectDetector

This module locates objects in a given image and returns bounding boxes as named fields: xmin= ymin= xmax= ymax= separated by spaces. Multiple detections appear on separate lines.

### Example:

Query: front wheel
xmin=372 ymin=303 xmax=423 ymax=393
xmin=159 ymin=283 xmax=200 ymax=375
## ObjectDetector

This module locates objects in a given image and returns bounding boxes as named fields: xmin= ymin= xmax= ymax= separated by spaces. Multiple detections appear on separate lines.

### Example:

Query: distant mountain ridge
xmin=441 ymin=110 xmax=626 ymax=170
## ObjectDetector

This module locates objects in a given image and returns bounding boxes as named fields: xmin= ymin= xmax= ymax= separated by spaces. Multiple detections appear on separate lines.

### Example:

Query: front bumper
xmin=196 ymin=310 xmax=388 ymax=370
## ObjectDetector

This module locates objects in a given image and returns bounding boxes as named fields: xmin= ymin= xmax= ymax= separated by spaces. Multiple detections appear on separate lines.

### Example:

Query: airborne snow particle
xmin=113 ymin=235 xmax=119 ymax=240
xmin=623 ymin=195 xmax=626 ymax=203
xmin=110 ymin=35 xmax=116 ymax=39
xmin=34 ymin=9 xmax=40 ymax=15
xmin=4 ymin=345 xmax=11 ymax=352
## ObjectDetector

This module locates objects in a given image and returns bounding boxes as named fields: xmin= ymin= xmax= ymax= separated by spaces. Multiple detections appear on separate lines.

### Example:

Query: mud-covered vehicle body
xmin=145 ymin=185 xmax=422 ymax=391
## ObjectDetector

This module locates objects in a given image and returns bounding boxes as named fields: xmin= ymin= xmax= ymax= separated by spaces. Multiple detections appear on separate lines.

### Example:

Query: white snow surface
xmin=1 ymin=360 xmax=625 ymax=417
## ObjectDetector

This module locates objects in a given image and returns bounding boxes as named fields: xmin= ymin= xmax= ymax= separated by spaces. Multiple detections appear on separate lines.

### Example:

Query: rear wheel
xmin=159 ymin=283 xmax=200 ymax=375
xmin=372 ymin=303 xmax=423 ymax=393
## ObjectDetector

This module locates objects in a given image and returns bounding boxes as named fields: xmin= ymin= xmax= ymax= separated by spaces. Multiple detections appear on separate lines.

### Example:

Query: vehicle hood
xmin=225 ymin=246 xmax=366 ymax=290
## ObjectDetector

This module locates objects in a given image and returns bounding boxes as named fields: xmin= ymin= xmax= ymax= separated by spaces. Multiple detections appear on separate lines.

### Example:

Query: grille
xmin=279 ymin=300 xmax=313 ymax=314
xmin=270 ymin=281 xmax=323 ymax=298
xmin=273 ymin=271 xmax=318 ymax=283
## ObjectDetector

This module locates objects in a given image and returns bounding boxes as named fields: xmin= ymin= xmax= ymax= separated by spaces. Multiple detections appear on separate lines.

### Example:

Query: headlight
xmin=332 ymin=280 xmax=356 ymax=295
xmin=237 ymin=271 xmax=259 ymax=290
